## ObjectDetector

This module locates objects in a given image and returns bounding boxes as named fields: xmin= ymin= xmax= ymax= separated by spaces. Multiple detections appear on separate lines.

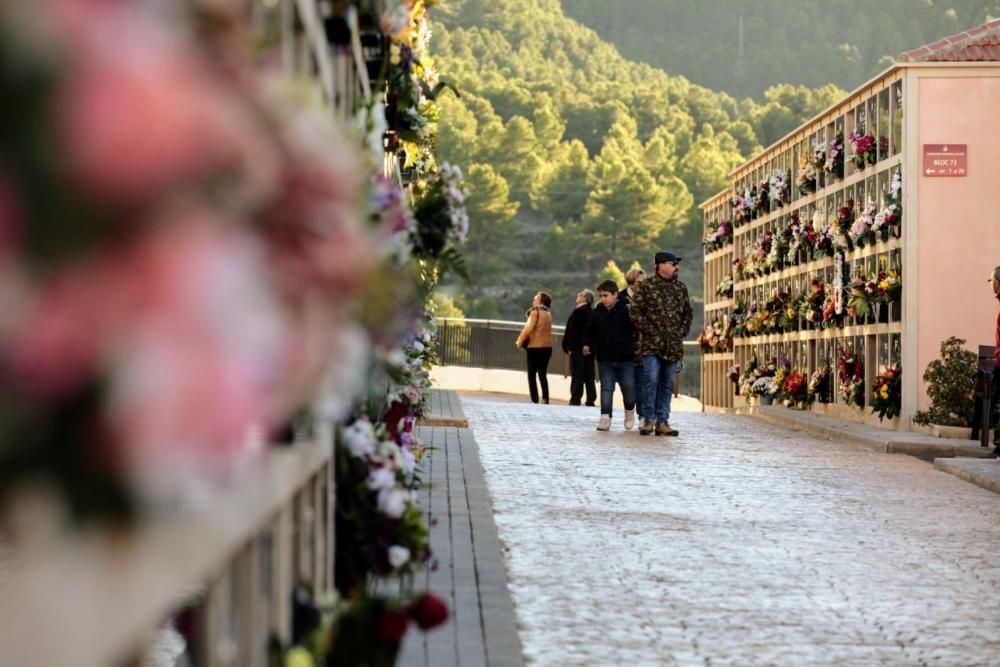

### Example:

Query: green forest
xmin=564 ymin=0 xmax=1000 ymax=99
xmin=430 ymin=0 xmax=996 ymax=327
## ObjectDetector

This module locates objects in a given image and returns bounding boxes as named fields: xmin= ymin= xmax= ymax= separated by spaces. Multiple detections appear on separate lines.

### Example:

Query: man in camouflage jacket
xmin=629 ymin=251 xmax=693 ymax=436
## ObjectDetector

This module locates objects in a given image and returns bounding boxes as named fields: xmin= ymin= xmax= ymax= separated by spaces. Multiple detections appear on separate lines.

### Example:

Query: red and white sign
xmin=922 ymin=144 xmax=967 ymax=177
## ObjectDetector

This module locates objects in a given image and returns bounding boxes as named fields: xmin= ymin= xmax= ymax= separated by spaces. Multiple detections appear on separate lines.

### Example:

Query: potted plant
xmin=912 ymin=337 xmax=978 ymax=436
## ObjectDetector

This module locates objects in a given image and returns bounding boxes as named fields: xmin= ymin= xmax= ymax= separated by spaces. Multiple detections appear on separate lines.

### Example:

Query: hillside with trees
xmin=563 ymin=0 xmax=1000 ymax=99
xmin=432 ymin=0 xmax=852 ymax=326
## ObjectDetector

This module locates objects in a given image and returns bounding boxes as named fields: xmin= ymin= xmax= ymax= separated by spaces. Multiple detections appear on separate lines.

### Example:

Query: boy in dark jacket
xmin=583 ymin=280 xmax=638 ymax=431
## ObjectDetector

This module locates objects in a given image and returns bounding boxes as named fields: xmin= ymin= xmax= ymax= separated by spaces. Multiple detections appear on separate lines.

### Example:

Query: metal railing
xmin=435 ymin=318 xmax=702 ymax=398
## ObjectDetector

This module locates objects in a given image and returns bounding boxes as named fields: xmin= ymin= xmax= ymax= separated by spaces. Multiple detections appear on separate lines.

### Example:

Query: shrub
xmin=913 ymin=337 xmax=977 ymax=426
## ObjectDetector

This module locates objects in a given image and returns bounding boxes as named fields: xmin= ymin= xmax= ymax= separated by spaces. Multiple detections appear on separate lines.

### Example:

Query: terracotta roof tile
xmin=897 ymin=19 xmax=1000 ymax=63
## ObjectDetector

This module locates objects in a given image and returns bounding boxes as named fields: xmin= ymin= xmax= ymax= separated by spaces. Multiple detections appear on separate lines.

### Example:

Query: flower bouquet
xmin=850 ymin=199 xmax=877 ymax=248
xmin=848 ymin=130 xmax=877 ymax=170
xmin=870 ymin=365 xmax=902 ymax=421
xmin=876 ymin=269 xmax=901 ymax=304
xmin=696 ymin=321 xmax=729 ymax=353
xmin=703 ymin=219 xmax=733 ymax=252
xmin=796 ymin=158 xmax=818 ymax=195
xmin=754 ymin=179 xmax=770 ymax=216
xmin=837 ymin=347 xmax=865 ymax=407
xmin=801 ymin=278 xmax=826 ymax=326
xmin=715 ymin=274 xmax=734 ymax=299
xmin=832 ymin=198 xmax=855 ymax=250
xmin=807 ymin=364 xmax=832 ymax=403
xmin=770 ymin=168 xmax=790 ymax=207
xmin=782 ymin=369 xmax=809 ymax=406
xmin=825 ymin=132 xmax=845 ymax=179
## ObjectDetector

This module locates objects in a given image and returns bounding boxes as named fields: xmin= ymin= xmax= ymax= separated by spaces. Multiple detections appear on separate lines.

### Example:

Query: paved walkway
xmin=461 ymin=393 xmax=1000 ymax=666
xmin=397 ymin=414 xmax=523 ymax=667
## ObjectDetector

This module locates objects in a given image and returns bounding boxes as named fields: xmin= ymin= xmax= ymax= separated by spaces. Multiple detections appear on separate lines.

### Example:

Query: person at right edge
xmin=987 ymin=266 xmax=1000 ymax=454
xmin=629 ymin=251 xmax=692 ymax=436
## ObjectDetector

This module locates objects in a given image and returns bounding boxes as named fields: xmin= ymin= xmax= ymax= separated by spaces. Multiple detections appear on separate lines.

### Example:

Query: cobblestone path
xmin=461 ymin=395 xmax=1000 ymax=666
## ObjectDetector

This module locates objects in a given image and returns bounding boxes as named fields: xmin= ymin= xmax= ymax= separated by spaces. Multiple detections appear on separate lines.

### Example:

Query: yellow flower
xmin=286 ymin=647 xmax=315 ymax=667
xmin=879 ymin=384 xmax=889 ymax=399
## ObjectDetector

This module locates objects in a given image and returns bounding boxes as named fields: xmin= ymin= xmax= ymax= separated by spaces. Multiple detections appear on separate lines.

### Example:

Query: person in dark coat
xmin=583 ymin=280 xmax=638 ymax=431
xmin=562 ymin=289 xmax=596 ymax=406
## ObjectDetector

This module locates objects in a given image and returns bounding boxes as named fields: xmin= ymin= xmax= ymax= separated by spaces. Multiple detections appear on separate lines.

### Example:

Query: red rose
xmin=376 ymin=608 xmax=410 ymax=644
xmin=409 ymin=593 xmax=449 ymax=630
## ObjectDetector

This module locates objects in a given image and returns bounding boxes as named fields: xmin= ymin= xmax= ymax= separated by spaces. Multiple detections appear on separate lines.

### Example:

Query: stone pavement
xmin=397 ymin=415 xmax=523 ymax=667
xmin=461 ymin=393 xmax=1000 ymax=666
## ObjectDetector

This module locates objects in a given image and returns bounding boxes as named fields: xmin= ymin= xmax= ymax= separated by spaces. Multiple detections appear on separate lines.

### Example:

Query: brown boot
xmin=655 ymin=422 xmax=679 ymax=436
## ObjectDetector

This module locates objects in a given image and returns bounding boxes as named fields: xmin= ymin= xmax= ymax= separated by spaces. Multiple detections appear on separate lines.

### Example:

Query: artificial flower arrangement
xmin=837 ymin=347 xmax=866 ymax=407
xmin=739 ymin=355 xmax=779 ymax=400
xmin=781 ymin=368 xmax=810 ymax=406
xmin=731 ymin=191 xmax=752 ymax=226
xmin=872 ymin=171 xmax=902 ymax=241
xmin=777 ymin=293 xmax=804 ymax=332
xmin=715 ymin=274 xmax=735 ymax=299
xmin=846 ymin=273 xmax=879 ymax=319
xmin=825 ymin=132 xmax=845 ymax=179
xmin=754 ymin=178 xmax=770 ymax=216
xmin=785 ymin=212 xmax=811 ymax=266
xmin=832 ymin=198 xmax=856 ymax=250
xmin=762 ymin=289 xmax=793 ymax=333
xmin=807 ymin=364 xmax=832 ymax=403
xmin=850 ymin=199 xmax=878 ymax=249
xmin=848 ymin=130 xmax=877 ymax=170
xmin=875 ymin=268 xmax=902 ymax=304
xmin=703 ymin=219 xmax=733 ymax=252
xmin=813 ymin=222 xmax=836 ymax=259
xmin=870 ymin=365 xmax=902 ymax=421
xmin=770 ymin=168 xmax=790 ymax=207
xmin=752 ymin=230 xmax=774 ymax=276
xmin=801 ymin=278 xmax=826 ymax=326
xmin=729 ymin=298 xmax=749 ymax=337
xmin=796 ymin=150 xmax=818 ymax=195
xmin=764 ymin=227 xmax=788 ymax=273
xmin=732 ymin=256 xmax=746 ymax=281
xmin=696 ymin=320 xmax=731 ymax=353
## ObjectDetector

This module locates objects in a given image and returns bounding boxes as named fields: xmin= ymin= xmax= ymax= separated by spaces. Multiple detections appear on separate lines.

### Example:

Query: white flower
xmin=388 ymin=545 xmax=411 ymax=569
xmin=342 ymin=419 xmax=376 ymax=458
xmin=404 ymin=385 xmax=421 ymax=405
xmin=386 ymin=348 xmax=407 ymax=369
xmin=378 ymin=488 xmax=409 ymax=518
xmin=411 ymin=340 xmax=425 ymax=354
xmin=367 ymin=467 xmax=396 ymax=492
xmin=399 ymin=447 xmax=416 ymax=474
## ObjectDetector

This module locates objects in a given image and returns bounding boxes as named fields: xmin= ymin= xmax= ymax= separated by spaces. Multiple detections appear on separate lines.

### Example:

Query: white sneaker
xmin=623 ymin=409 xmax=635 ymax=430
xmin=596 ymin=414 xmax=611 ymax=431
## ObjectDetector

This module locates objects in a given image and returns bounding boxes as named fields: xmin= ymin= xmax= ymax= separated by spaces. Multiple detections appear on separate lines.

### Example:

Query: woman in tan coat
xmin=515 ymin=291 xmax=554 ymax=404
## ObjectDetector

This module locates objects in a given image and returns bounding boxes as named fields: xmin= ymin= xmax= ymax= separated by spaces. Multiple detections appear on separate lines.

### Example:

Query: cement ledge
xmin=747 ymin=406 xmax=994 ymax=459
xmin=934 ymin=458 xmax=1000 ymax=494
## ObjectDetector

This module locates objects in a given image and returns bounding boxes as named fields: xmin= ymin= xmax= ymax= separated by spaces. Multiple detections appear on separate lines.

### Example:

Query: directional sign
xmin=922 ymin=144 xmax=967 ymax=177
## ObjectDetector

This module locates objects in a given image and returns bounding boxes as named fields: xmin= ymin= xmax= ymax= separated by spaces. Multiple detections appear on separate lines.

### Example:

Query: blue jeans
xmin=633 ymin=362 xmax=644 ymax=417
xmin=641 ymin=355 xmax=678 ymax=424
xmin=598 ymin=360 xmax=636 ymax=417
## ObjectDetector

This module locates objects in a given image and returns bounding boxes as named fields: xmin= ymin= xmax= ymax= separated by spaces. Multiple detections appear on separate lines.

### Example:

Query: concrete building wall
xmin=914 ymin=72 xmax=1000 ymax=411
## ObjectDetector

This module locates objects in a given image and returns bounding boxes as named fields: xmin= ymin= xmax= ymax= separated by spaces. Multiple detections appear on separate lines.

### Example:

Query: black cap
xmin=654 ymin=251 xmax=681 ymax=265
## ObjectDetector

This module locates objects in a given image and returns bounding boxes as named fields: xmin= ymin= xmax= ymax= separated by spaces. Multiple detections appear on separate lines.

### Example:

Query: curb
xmin=934 ymin=458 xmax=1000 ymax=494
xmin=749 ymin=407 xmax=992 ymax=459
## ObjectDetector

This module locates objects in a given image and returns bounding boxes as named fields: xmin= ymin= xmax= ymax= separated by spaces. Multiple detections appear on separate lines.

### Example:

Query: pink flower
xmin=262 ymin=115 xmax=373 ymax=298
xmin=105 ymin=218 xmax=291 ymax=475
xmin=54 ymin=1 xmax=273 ymax=205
